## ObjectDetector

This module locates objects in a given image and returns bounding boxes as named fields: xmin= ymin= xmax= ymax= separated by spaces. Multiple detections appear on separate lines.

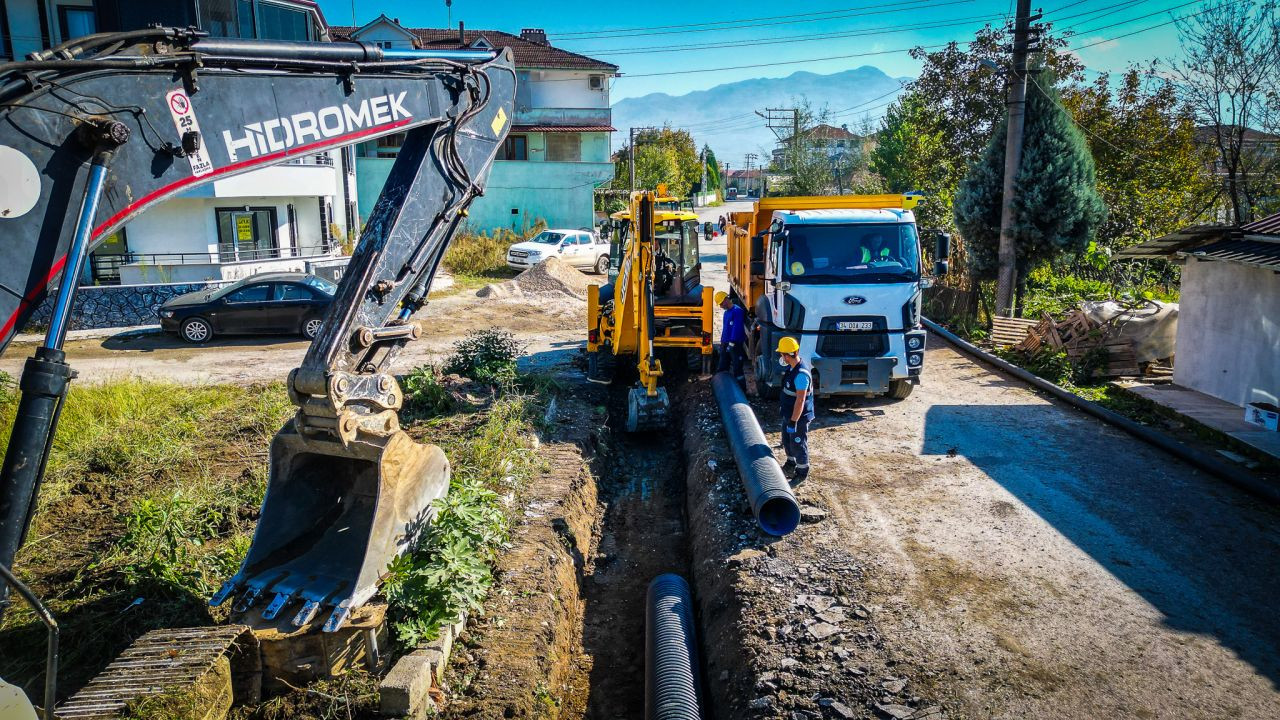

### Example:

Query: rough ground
xmin=682 ymin=343 xmax=1280 ymax=719
xmin=0 ymin=283 xmax=586 ymax=386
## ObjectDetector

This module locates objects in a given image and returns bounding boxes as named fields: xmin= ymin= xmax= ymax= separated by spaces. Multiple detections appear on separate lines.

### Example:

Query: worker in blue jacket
xmin=716 ymin=291 xmax=747 ymax=388
xmin=777 ymin=336 xmax=815 ymax=484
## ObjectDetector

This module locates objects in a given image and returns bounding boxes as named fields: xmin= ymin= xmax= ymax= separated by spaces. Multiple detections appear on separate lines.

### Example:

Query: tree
xmin=776 ymin=101 xmax=837 ymax=195
xmin=1062 ymin=68 xmax=1216 ymax=252
xmin=703 ymin=144 xmax=723 ymax=199
xmin=954 ymin=66 xmax=1106 ymax=304
xmin=1167 ymin=1 xmax=1280 ymax=223
xmin=611 ymin=127 xmax=701 ymax=196
xmin=871 ymin=23 xmax=1082 ymax=245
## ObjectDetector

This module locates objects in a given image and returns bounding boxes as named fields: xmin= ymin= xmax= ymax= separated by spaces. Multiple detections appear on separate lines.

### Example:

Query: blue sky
xmin=315 ymin=0 xmax=1194 ymax=103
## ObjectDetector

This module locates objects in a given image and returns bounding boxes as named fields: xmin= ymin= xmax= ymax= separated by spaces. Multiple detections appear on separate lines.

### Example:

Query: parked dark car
xmin=158 ymin=272 xmax=337 ymax=344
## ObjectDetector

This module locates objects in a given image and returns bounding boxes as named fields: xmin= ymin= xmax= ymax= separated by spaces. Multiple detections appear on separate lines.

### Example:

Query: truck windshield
xmin=784 ymin=223 xmax=920 ymax=283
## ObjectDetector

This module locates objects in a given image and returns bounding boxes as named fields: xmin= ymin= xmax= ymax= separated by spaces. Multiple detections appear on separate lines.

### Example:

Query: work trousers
xmin=717 ymin=341 xmax=747 ymax=385
xmin=781 ymin=413 xmax=813 ymax=469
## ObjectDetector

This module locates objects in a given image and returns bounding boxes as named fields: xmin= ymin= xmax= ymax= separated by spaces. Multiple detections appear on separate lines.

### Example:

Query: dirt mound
xmin=477 ymin=257 xmax=592 ymax=299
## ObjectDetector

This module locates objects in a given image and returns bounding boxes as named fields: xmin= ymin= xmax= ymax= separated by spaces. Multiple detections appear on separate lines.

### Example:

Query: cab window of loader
xmin=681 ymin=220 xmax=699 ymax=270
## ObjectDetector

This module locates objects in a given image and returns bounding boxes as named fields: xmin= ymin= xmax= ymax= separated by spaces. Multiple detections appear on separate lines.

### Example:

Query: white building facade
xmin=0 ymin=0 xmax=355 ymax=285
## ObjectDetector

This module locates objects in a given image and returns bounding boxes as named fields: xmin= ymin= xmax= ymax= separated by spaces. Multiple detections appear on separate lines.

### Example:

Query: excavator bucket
xmin=211 ymin=426 xmax=449 ymax=632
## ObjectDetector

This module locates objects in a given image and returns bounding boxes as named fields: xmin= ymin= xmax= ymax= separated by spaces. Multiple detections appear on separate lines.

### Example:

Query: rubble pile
xmin=476 ymin=257 xmax=592 ymax=299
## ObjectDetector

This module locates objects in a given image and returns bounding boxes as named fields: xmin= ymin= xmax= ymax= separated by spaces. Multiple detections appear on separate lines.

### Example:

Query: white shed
xmin=1120 ymin=217 xmax=1280 ymax=410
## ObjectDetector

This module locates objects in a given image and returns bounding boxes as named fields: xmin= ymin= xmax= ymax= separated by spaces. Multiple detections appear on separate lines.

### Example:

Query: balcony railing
xmin=512 ymin=107 xmax=611 ymax=127
xmin=89 ymin=245 xmax=335 ymax=284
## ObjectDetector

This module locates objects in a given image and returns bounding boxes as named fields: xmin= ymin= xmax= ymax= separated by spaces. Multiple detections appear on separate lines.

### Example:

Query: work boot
xmin=782 ymin=457 xmax=796 ymax=475
xmin=791 ymin=465 xmax=809 ymax=485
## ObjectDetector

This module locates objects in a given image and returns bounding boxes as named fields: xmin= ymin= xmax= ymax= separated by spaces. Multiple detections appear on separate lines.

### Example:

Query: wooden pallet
xmin=991 ymin=316 xmax=1039 ymax=347
xmin=1066 ymin=337 xmax=1141 ymax=378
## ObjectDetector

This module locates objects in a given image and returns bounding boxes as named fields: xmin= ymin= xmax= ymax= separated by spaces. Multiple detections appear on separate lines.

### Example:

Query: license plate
xmin=510 ymin=251 xmax=527 ymax=258
xmin=836 ymin=321 xmax=874 ymax=331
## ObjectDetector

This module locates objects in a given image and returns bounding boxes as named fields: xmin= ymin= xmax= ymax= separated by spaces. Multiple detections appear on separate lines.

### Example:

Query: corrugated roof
xmin=1241 ymin=212 xmax=1280 ymax=236
xmin=1115 ymin=225 xmax=1233 ymax=259
xmin=1188 ymin=236 xmax=1280 ymax=270
xmin=329 ymin=25 xmax=618 ymax=72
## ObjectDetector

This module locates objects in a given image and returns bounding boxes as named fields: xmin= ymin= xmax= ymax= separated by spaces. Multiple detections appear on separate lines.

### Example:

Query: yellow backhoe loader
xmin=587 ymin=190 xmax=714 ymax=432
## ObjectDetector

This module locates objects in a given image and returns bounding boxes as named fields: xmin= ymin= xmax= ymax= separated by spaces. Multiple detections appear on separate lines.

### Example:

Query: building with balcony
xmin=0 ymin=0 xmax=355 ymax=286
xmin=331 ymin=17 xmax=618 ymax=232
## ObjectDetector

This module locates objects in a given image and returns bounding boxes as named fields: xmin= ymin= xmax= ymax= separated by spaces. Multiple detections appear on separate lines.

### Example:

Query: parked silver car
xmin=506 ymin=228 xmax=610 ymax=274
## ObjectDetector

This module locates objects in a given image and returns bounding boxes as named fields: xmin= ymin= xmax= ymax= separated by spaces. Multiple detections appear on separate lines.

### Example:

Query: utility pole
xmin=629 ymin=126 xmax=658 ymax=191
xmin=994 ymin=0 xmax=1041 ymax=316
xmin=758 ymin=108 xmax=799 ymax=169
xmin=745 ymin=153 xmax=758 ymax=197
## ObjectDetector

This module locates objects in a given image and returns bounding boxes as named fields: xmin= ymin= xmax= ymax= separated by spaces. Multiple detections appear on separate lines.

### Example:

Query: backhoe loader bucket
xmin=626 ymin=386 xmax=670 ymax=433
xmin=210 ymin=424 xmax=449 ymax=632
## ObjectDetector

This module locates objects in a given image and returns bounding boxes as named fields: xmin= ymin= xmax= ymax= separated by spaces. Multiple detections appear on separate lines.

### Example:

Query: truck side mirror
xmin=934 ymin=260 xmax=949 ymax=277
xmin=935 ymin=232 xmax=951 ymax=260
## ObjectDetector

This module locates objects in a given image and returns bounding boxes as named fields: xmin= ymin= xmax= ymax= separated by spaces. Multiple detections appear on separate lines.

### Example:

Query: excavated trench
xmin=440 ymin=361 xmax=749 ymax=719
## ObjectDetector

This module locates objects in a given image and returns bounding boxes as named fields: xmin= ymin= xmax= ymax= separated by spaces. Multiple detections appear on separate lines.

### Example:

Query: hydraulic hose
xmin=711 ymin=372 xmax=801 ymax=536
xmin=646 ymin=573 xmax=703 ymax=720
xmin=923 ymin=318 xmax=1280 ymax=504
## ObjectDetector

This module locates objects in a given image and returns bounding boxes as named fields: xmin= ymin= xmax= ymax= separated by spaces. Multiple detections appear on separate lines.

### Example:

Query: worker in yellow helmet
xmin=776 ymin=336 xmax=814 ymax=484
xmin=715 ymin=290 xmax=747 ymax=389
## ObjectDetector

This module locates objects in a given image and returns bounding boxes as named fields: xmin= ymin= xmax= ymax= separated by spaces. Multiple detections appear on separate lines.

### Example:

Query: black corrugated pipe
xmin=646 ymin=573 xmax=703 ymax=720
xmin=711 ymin=372 xmax=801 ymax=536
xmin=923 ymin=318 xmax=1280 ymax=504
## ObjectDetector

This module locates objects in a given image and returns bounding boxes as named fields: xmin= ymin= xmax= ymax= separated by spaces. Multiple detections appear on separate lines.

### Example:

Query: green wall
xmin=355 ymin=158 xmax=614 ymax=233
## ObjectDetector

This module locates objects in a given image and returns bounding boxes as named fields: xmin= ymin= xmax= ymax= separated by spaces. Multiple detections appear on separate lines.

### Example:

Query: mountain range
xmin=610 ymin=66 xmax=909 ymax=168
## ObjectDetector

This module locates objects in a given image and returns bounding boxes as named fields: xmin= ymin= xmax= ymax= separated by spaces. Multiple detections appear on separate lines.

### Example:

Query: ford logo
xmin=843 ymin=296 xmax=867 ymax=305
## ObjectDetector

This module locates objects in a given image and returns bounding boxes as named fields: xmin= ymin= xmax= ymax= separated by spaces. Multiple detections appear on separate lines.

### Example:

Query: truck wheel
xmin=888 ymin=379 xmax=914 ymax=400
xmin=755 ymin=356 xmax=780 ymax=400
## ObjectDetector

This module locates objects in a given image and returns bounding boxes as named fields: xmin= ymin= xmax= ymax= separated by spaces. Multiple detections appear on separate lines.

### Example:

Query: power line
xmin=553 ymin=0 xmax=975 ymax=40
xmin=1070 ymin=1 xmax=1222 ymax=50
xmin=1062 ymin=0 xmax=1204 ymax=36
xmin=548 ymin=1 xmax=922 ymax=37
xmin=569 ymin=13 xmax=1001 ymax=56
xmin=623 ymin=42 xmax=954 ymax=78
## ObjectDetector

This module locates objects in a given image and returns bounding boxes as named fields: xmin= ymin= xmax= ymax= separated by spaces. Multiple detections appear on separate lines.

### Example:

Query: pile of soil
xmin=476 ymin=257 xmax=592 ymax=299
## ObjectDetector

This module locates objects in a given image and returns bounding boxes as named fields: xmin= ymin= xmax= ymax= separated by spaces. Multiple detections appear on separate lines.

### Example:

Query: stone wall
xmin=24 ymin=281 xmax=231 ymax=333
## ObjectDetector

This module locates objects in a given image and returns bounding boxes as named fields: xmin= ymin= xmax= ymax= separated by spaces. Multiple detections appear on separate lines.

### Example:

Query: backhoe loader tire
xmin=888 ymin=379 xmax=914 ymax=399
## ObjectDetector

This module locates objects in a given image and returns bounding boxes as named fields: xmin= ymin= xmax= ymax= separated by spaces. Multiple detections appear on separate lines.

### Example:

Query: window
xmin=226 ymin=284 xmax=271 ymax=303
xmin=258 ymin=1 xmax=311 ymax=41
xmin=546 ymin=133 xmax=581 ymax=162
xmin=199 ymin=0 xmax=254 ymax=38
xmin=502 ymin=135 xmax=527 ymax=161
xmin=303 ymin=275 xmax=337 ymax=295
xmin=275 ymin=284 xmax=313 ymax=301
xmin=57 ymin=4 xmax=96 ymax=42
xmin=216 ymin=207 xmax=278 ymax=262
xmin=576 ymin=234 xmax=592 ymax=245
xmin=373 ymin=132 xmax=404 ymax=158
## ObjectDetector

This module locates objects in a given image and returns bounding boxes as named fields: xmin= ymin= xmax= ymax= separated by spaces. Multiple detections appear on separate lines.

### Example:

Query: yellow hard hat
xmin=714 ymin=291 xmax=728 ymax=304
xmin=776 ymin=337 xmax=800 ymax=354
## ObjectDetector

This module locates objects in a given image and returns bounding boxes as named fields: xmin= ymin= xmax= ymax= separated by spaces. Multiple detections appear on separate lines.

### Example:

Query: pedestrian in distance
xmin=776 ymin=336 xmax=814 ymax=484
xmin=715 ymin=290 xmax=747 ymax=389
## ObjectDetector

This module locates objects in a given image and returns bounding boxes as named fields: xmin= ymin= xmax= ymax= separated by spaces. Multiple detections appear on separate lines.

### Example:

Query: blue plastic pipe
xmin=646 ymin=573 xmax=703 ymax=720
xmin=711 ymin=372 xmax=801 ymax=536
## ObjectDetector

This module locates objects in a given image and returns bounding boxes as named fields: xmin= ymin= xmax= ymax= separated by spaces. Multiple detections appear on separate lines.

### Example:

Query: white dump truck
xmin=724 ymin=194 xmax=950 ymax=399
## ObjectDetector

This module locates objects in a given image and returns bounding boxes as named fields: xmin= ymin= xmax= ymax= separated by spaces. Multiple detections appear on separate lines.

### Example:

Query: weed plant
xmin=444 ymin=223 xmax=545 ymax=278
xmin=386 ymin=334 xmax=546 ymax=647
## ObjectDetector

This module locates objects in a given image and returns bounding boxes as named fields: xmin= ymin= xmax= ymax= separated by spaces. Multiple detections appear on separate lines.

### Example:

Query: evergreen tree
xmin=703 ymin=145 xmax=723 ymax=198
xmin=954 ymin=66 xmax=1106 ymax=286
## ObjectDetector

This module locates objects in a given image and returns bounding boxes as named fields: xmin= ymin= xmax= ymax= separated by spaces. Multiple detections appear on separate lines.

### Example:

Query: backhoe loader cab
xmin=587 ymin=192 xmax=715 ymax=432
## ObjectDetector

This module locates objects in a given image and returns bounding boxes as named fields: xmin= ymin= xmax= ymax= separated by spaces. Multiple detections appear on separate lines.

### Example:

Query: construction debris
xmin=992 ymin=308 xmax=1142 ymax=379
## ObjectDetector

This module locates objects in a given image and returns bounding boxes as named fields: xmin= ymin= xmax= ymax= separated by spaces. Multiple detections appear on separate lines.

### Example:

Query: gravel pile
xmin=476 ymin=257 xmax=592 ymax=299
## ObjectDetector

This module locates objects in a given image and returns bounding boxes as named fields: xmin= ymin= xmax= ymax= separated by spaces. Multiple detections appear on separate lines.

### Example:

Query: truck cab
xmin=725 ymin=195 xmax=949 ymax=400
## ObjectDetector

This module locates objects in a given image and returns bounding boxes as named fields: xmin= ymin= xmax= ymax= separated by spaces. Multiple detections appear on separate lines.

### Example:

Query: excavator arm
xmin=0 ymin=29 xmax=515 ymax=631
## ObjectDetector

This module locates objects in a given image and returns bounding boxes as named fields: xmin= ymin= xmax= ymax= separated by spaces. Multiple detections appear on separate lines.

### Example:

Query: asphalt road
xmin=693 ymin=199 xmax=1280 ymax=717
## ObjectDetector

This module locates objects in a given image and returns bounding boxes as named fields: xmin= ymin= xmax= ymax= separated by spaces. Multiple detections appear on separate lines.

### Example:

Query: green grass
xmin=0 ymin=378 xmax=292 ymax=699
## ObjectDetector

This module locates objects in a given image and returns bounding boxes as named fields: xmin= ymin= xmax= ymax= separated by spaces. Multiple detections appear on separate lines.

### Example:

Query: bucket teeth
xmin=209 ymin=580 xmax=238 ymax=608
xmin=233 ymin=586 xmax=263 ymax=614
xmin=323 ymin=606 xmax=353 ymax=633
xmin=293 ymin=600 xmax=321 ymax=628
xmin=262 ymin=591 xmax=292 ymax=621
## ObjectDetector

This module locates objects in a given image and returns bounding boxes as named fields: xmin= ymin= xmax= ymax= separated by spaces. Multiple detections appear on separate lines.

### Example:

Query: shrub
xmin=445 ymin=329 xmax=522 ymax=386
xmin=444 ymin=223 xmax=545 ymax=277
xmin=402 ymin=364 xmax=455 ymax=420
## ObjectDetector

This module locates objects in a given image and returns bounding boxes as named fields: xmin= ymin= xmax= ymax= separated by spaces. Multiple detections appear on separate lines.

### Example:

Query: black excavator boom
xmin=0 ymin=30 xmax=515 ymax=631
